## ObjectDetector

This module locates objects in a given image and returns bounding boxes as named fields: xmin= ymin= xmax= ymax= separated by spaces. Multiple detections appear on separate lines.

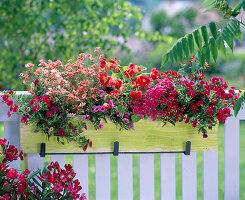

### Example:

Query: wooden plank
xmin=95 ymin=154 xmax=110 ymax=200
xmin=203 ymin=151 xmax=218 ymax=200
xmin=118 ymin=154 xmax=133 ymax=200
xmin=27 ymin=154 xmax=44 ymax=172
xmin=73 ymin=155 xmax=89 ymax=197
xmin=224 ymin=118 xmax=239 ymax=200
xmin=4 ymin=120 xmax=20 ymax=169
xmin=160 ymin=153 xmax=176 ymax=200
xmin=50 ymin=155 xmax=66 ymax=167
xmin=20 ymin=120 xmax=218 ymax=154
xmin=182 ymin=152 xmax=197 ymax=200
xmin=139 ymin=154 xmax=155 ymax=200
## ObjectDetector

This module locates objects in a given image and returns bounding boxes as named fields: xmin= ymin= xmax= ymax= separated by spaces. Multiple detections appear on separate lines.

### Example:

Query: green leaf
xmin=243 ymin=0 xmax=245 ymax=10
xmin=193 ymin=30 xmax=202 ymax=50
xmin=201 ymin=0 xmax=215 ymax=8
xmin=203 ymin=44 xmax=210 ymax=64
xmin=209 ymin=22 xmax=218 ymax=39
xmin=161 ymin=53 xmax=169 ymax=66
xmin=176 ymin=42 xmax=183 ymax=61
xmin=234 ymin=91 xmax=245 ymax=117
xmin=198 ymin=49 xmax=206 ymax=67
xmin=216 ymin=37 xmax=226 ymax=56
xmin=201 ymin=26 xmax=209 ymax=44
xmin=181 ymin=37 xmax=189 ymax=58
xmin=187 ymin=34 xmax=194 ymax=54
xmin=131 ymin=114 xmax=141 ymax=122
xmin=115 ymin=105 xmax=125 ymax=116
xmin=222 ymin=32 xmax=234 ymax=52
xmin=232 ymin=2 xmax=243 ymax=16
xmin=209 ymin=38 xmax=218 ymax=62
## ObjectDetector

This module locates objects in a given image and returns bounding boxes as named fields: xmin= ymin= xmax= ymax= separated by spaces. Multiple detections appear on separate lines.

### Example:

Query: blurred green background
xmin=1 ymin=0 xmax=245 ymax=199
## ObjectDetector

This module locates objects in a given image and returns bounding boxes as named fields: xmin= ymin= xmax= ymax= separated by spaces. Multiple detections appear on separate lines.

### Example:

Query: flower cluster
xmin=1 ymin=50 xmax=238 ymax=149
xmin=0 ymin=139 xmax=86 ymax=200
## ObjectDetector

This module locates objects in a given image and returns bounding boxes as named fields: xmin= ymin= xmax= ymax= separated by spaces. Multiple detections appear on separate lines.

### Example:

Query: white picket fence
xmin=0 ymin=91 xmax=242 ymax=200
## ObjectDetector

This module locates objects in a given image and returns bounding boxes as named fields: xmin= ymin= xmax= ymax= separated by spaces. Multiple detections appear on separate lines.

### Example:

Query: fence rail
xmin=0 ymin=92 xmax=243 ymax=200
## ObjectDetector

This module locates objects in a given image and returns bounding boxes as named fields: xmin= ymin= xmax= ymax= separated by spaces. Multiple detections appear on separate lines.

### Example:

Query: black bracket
xmin=113 ymin=141 xmax=119 ymax=156
xmin=40 ymin=143 xmax=46 ymax=157
xmin=184 ymin=141 xmax=191 ymax=155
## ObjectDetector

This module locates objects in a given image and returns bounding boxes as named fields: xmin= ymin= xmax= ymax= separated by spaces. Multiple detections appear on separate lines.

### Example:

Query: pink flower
xmin=7 ymin=111 xmax=11 ymax=118
xmin=58 ymin=129 xmax=65 ymax=136
xmin=32 ymin=105 xmax=40 ymax=112
xmin=79 ymin=193 xmax=87 ymax=200
xmin=191 ymin=103 xmax=197 ymax=112
xmin=83 ymin=114 xmax=90 ymax=120
xmin=49 ymin=127 xmax=54 ymax=133
xmin=8 ymin=91 xmax=14 ymax=95
xmin=122 ymin=118 xmax=129 ymax=124
xmin=98 ymin=123 xmax=104 ymax=130
xmin=1 ymin=194 xmax=10 ymax=200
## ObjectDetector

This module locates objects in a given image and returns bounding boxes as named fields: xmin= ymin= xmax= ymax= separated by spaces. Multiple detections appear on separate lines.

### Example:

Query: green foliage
xmin=161 ymin=18 xmax=243 ymax=66
xmin=0 ymin=0 xmax=143 ymax=90
xmin=235 ymin=91 xmax=245 ymax=117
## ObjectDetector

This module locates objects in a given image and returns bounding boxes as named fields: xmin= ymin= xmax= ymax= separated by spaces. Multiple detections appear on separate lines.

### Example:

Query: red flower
xmin=206 ymin=107 xmax=213 ymax=115
xmin=32 ymin=105 xmax=40 ymax=112
xmin=185 ymin=118 xmax=190 ymax=123
xmin=2 ymin=94 xmax=9 ymax=101
xmin=191 ymin=103 xmax=197 ymax=112
xmin=192 ymin=118 xmax=198 ymax=127
xmin=99 ymin=58 xmax=106 ymax=68
xmin=203 ymin=90 xmax=210 ymax=96
xmin=114 ymin=79 xmax=123 ymax=89
xmin=103 ymin=103 xmax=110 ymax=110
xmin=188 ymin=90 xmax=196 ymax=98
xmin=150 ymin=68 xmax=159 ymax=80
xmin=139 ymin=75 xmax=151 ymax=88
xmin=172 ymin=89 xmax=178 ymax=97
xmin=83 ymin=144 xmax=88 ymax=151
xmin=197 ymin=101 xmax=203 ymax=106
xmin=115 ymin=67 xmax=121 ymax=73
xmin=34 ymin=79 xmax=39 ymax=86
xmin=58 ymin=129 xmax=65 ymax=136
xmin=130 ymin=91 xmax=142 ymax=100
xmin=9 ymin=91 xmax=14 ymax=95
xmin=46 ymin=111 xmax=53 ymax=117
xmin=5 ymin=99 xmax=13 ymax=106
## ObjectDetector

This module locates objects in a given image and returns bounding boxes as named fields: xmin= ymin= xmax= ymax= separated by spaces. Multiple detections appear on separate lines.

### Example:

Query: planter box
xmin=20 ymin=120 xmax=218 ymax=154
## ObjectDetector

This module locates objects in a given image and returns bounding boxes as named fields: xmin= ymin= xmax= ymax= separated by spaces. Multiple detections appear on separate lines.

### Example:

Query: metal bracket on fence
xmin=113 ymin=141 xmax=119 ymax=156
xmin=40 ymin=143 xmax=46 ymax=157
xmin=184 ymin=141 xmax=191 ymax=155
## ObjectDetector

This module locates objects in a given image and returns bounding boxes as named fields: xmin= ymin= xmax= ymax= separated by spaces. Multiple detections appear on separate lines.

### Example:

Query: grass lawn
xmin=0 ymin=121 xmax=245 ymax=199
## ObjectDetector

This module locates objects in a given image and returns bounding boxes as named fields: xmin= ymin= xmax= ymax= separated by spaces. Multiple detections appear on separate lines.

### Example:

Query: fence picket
xmin=95 ymin=154 xmax=111 ymax=200
xmin=182 ymin=152 xmax=197 ymax=200
xmin=73 ymin=155 xmax=89 ymax=197
xmin=139 ymin=154 xmax=155 ymax=200
xmin=161 ymin=153 xmax=176 ymax=200
xmin=50 ymin=154 xmax=66 ymax=167
xmin=4 ymin=120 xmax=20 ymax=169
xmin=27 ymin=154 xmax=44 ymax=172
xmin=224 ymin=118 xmax=239 ymax=200
xmin=203 ymin=151 xmax=218 ymax=200
xmin=118 ymin=154 xmax=133 ymax=200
